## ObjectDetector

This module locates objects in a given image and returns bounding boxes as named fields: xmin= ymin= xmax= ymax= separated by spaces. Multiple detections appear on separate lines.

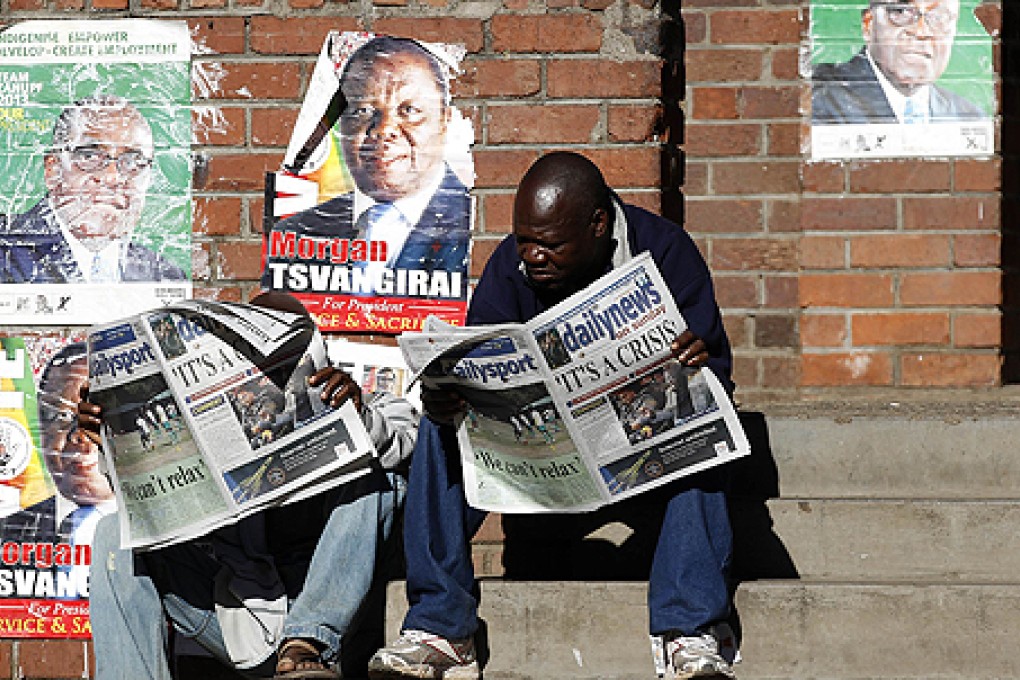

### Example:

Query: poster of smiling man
xmin=0 ymin=20 xmax=192 ymax=324
xmin=261 ymin=32 xmax=475 ymax=333
xmin=808 ymin=0 xmax=995 ymax=159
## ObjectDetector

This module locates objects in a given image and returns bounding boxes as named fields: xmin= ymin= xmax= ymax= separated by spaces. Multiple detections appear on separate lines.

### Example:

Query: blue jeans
xmin=401 ymin=418 xmax=732 ymax=639
xmin=91 ymin=470 xmax=406 ymax=679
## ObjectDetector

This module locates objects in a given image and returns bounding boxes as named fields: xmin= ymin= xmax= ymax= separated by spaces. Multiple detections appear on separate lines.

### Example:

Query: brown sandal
xmin=273 ymin=638 xmax=340 ymax=679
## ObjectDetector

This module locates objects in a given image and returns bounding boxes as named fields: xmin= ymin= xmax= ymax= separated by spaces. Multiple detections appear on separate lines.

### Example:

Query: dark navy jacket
xmin=0 ymin=199 xmax=186 ymax=284
xmin=467 ymin=197 xmax=734 ymax=394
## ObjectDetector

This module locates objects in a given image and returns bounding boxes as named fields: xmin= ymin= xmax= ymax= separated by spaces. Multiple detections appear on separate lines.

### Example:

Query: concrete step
xmin=735 ymin=408 xmax=1020 ymax=500
xmin=384 ymin=580 xmax=1020 ymax=679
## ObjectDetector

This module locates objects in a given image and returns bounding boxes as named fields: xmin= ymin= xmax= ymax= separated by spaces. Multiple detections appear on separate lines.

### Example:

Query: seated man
xmin=79 ymin=292 xmax=418 ymax=680
xmin=367 ymin=152 xmax=737 ymax=680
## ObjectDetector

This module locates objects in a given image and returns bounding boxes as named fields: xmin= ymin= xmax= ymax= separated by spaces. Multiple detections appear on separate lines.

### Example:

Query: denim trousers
xmin=401 ymin=418 xmax=733 ymax=640
xmin=90 ymin=470 xmax=406 ymax=679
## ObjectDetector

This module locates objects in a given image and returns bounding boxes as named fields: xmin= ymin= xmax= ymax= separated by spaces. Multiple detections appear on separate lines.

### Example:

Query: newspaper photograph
xmin=0 ymin=19 xmax=193 ymax=323
xmin=325 ymin=337 xmax=421 ymax=411
xmin=400 ymin=253 xmax=750 ymax=513
xmin=87 ymin=301 xmax=376 ymax=549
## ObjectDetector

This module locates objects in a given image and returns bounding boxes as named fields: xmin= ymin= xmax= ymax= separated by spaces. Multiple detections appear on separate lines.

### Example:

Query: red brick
xmin=194 ymin=197 xmax=243 ymax=237
xmin=900 ymin=353 xmax=1000 ymax=387
xmin=249 ymin=196 xmax=266 ymax=235
xmin=480 ymin=192 xmax=515 ymax=234
xmin=491 ymin=14 xmax=602 ymax=53
xmin=902 ymin=196 xmax=1000 ymax=230
xmin=456 ymin=59 xmax=541 ymax=98
xmin=801 ymin=162 xmax=844 ymax=193
xmin=10 ymin=0 xmax=44 ymax=9
xmin=374 ymin=18 xmax=485 ymax=52
xmin=739 ymin=86 xmax=800 ymax=118
xmin=473 ymin=149 xmax=540 ymax=189
xmin=616 ymin=191 xmax=659 ymax=213
xmin=848 ymin=160 xmax=952 ymax=193
xmin=723 ymin=314 xmax=750 ymax=348
xmin=852 ymin=312 xmax=950 ymax=346
xmin=206 ymin=62 xmax=302 ymax=100
xmin=189 ymin=17 xmax=245 ymax=54
xmin=191 ymin=0 xmax=226 ymax=8
xmin=764 ymin=275 xmax=798 ymax=308
xmin=801 ymin=236 xmax=845 ymax=269
xmin=202 ymin=153 xmax=282 ymax=191
xmin=470 ymin=238 xmax=501 ymax=278
xmin=57 ymin=0 xmax=87 ymax=9
xmin=767 ymin=122 xmax=801 ymax=156
xmin=685 ymin=48 xmax=763 ymax=82
xmin=488 ymin=104 xmax=600 ymax=144
xmin=711 ymin=162 xmax=800 ymax=195
xmin=684 ymin=199 xmax=763 ymax=233
xmin=710 ymin=9 xmax=800 ymax=45
xmin=954 ymin=158 xmax=1000 ymax=192
xmin=93 ymin=0 xmax=127 ymax=8
xmin=252 ymin=108 xmax=301 ymax=146
xmin=250 ymin=17 xmax=361 ymax=55
xmin=683 ymin=11 xmax=708 ymax=44
xmin=713 ymin=274 xmax=759 ymax=308
xmin=691 ymin=87 xmax=738 ymax=120
xmin=19 ymin=640 xmax=89 ymax=679
xmin=684 ymin=162 xmax=709 ymax=196
xmin=801 ymin=314 xmax=847 ymax=347
xmin=193 ymin=285 xmax=245 ymax=301
xmin=801 ymin=352 xmax=893 ymax=386
xmin=954 ymin=233 xmax=1001 ymax=267
xmin=568 ymin=147 xmax=660 ymax=188
xmin=954 ymin=313 xmax=1001 ymax=348
xmin=731 ymin=356 xmax=758 ymax=389
xmin=217 ymin=240 xmax=264 ymax=280
xmin=850 ymin=234 xmax=951 ymax=268
xmin=711 ymin=237 xmax=797 ymax=271
xmin=767 ymin=199 xmax=800 ymax=232
xmin=800 ymin=273 xmax=894 ymax=307
xmin=801 ymin=197 xmax=898 ymax=231
xmin=684 ymin=123 xmax=762 ymax=157
xmin=607 ymin=104 xmax=661 ymax=143
xmin=193 ymin=106 xmax=245 ymax=146
xmin=771 ymin=47 xmax=800 ymax=80
xmin=762 ymin=356 xmax=801 ymax=389
xmin=899 ymin=272 xmax=1001 ymax=306
xmin=547 ymin=59 xmax=659 ymax=98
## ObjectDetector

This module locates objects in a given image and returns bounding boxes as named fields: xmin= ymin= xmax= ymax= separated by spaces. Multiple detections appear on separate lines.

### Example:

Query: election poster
xmin=261 ymin=31 xmax=475 ymax=333
xmin=0 ymin=19 xmax=192 ymax=324
xmin=0 ymin=334 xmax=104 ymax=639
xmin=808 ymin=0 xmax=995 ymax=159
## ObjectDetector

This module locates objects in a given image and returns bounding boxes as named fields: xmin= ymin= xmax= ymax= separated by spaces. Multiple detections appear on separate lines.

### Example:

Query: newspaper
xmin=87 ymin=301 xmax=376 ymax=549
xmin=399 ymin=253 xmax=750 ymax=513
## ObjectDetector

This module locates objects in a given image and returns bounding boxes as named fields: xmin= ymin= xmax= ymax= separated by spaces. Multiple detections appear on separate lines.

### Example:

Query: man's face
xmin=513 ymin=187 xmax=609 ymax=300
xmin=39 ymin=360 xmax=114 ymax=506
xmin=864 ymin=0 xmax=960 ymax=94
xmin=340 ymin=50 xmax=449 ymax=203
xmin=44 ymin=106 xmax=153 ymax=251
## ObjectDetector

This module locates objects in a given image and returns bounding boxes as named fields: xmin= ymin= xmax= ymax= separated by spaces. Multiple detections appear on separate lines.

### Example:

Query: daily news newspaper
xmin=399 ymin=253 xmax=750 ymax=513
xmin=87 ymin=301 xmax=376 ymax=549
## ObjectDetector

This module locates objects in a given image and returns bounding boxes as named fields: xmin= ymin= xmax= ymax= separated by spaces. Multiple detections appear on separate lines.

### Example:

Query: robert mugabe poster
xmin=808 ymin=0 xmax=995 ymax=160
xmin=0 ymin=19 xmax=192 ymax=324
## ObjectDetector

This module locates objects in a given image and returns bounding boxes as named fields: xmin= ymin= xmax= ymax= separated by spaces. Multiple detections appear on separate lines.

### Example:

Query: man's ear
xmin=861 ymin=8 xmax=874 ymax=44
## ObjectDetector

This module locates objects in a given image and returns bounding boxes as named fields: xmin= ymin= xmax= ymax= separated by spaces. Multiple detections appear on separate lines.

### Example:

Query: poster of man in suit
xmin=0 ymin=20 xmax=192 ymax=324
xmin=261 ymin=32 xmax=475 ymax=333
xmin=809 ymin=0 xmax=994 ymax=159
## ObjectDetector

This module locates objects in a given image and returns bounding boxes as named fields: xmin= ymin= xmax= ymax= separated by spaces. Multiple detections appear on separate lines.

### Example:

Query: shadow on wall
xmin=500 ymin=411 xmax=798 ymax=583
xmin=1001 ymin=2 xmax=1020 ymax=383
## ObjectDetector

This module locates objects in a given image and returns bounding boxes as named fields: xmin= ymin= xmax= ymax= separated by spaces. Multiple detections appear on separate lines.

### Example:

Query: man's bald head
xmin=512 ymin=152 xmax=615 ymax=302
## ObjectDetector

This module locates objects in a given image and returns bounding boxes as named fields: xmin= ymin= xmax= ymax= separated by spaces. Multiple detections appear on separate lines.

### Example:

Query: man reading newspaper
xmin=368 ymin=152 xmax=737 ymax=680
xmin=78 ymin=292 xmax=419 ymax=680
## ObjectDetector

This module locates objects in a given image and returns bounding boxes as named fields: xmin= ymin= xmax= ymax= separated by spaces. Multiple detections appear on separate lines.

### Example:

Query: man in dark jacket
xmin=368 ymin=152 xmax=737 ymax=680
xmin=812 ymin=0 xmax=986 ymax=124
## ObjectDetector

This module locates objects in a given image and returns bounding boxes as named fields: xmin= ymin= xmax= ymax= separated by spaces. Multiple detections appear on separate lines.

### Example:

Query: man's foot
xmin=274 ymin=638 xmax=340 ymax=679
xmin=367 ymin=629 xmax=480 ymax=679
xmin=666 ymin=634 xmax=736 ymax=680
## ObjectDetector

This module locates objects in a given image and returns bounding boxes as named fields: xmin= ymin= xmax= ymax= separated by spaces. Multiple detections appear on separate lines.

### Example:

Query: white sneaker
xmin=666 ymin=633 xmax=736 ymax=680
xmin=367 ymin=629 xmax=480 ymax=679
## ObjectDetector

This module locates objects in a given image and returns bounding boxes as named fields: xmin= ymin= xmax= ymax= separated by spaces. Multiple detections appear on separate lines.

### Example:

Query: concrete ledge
xmin=385 ymin=581 xmax=1020 ymax=679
